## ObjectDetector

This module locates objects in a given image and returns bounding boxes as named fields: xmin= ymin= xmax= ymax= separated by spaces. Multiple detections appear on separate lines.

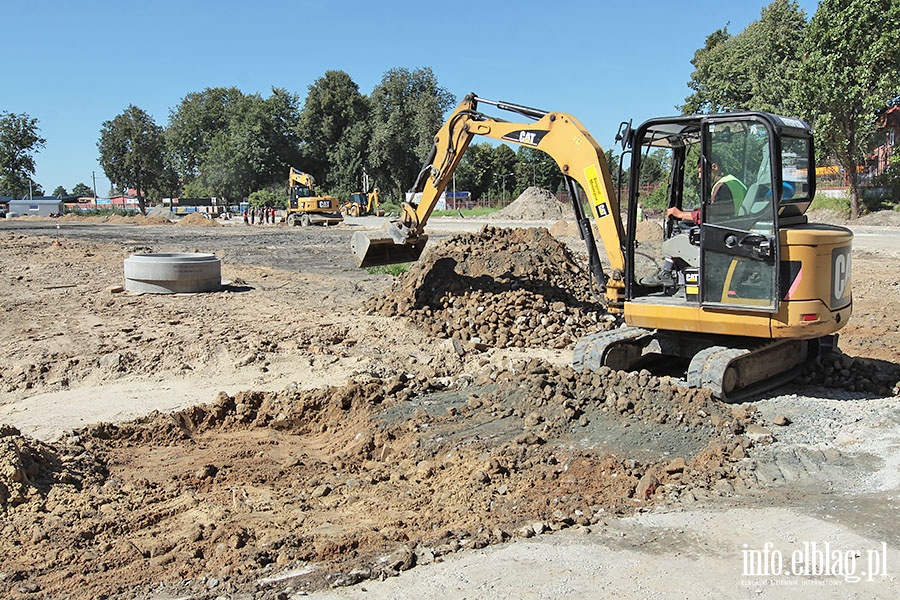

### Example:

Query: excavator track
xmin=574 ymin=329 xmax=814 ymax=403
xmin=687 ymin=339 xmax=811 ymax=403
xmin=572 ymin=327 xmax=654 ymax=372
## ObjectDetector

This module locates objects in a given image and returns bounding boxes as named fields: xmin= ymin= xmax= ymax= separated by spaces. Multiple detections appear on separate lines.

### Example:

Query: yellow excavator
xmin=342 ymin=187 xmax=385 ymax=217
xmin=351 ymin=93 xmax=853 ymax=401
xmin=286 ymin=167 xmax=343 ymax=226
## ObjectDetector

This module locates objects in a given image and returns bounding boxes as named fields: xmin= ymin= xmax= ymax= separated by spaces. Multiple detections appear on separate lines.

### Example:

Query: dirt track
xmin=0 ymin=212 xmax=898 ymax=599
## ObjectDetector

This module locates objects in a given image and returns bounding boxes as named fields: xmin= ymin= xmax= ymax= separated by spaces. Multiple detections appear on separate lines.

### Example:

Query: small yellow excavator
xmin=342 ymin=187 xmax=385 ymax=217
xmin=286 ymin=167 xmax=343 ymax=226
xmin=351 ymin=93 xmax=853 ymax=401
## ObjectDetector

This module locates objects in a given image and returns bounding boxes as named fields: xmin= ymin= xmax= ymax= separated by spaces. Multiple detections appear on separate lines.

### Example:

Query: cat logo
xmin=518 ymin=131 xmax=536 ymax=145
xmin=830 ymin=246 xmax=851 ymax=308
xmin=501 ymin=130 xmax=548 ymax=147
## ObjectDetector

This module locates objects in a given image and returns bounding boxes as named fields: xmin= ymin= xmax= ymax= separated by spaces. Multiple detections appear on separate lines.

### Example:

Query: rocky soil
xmin=0 ymin=206 xmax=898 ymax=599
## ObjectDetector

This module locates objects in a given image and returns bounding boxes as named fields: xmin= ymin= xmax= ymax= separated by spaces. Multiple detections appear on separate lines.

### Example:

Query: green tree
xmin=454 ymin=142 xmax=495 ymax=201
xmin=605 ymin=148 xmax=627 ymax=191
xmin=795 ymin=0 xmax=900 ymax=217
xmin=682 ymin=0 xmax=808 ymax=114
xmin=248 ymin=186 xmax=285 ymax=209
xmin=514 ymin=146 xmax=562 ymax=196
xmin=52 ymin=186 xmax=68 ymax=197
xmin=98 ymin=105 xmax=172 ymax=214
xmin=296 ymin=71 xmax=370 ymax=194
xmin=490 ymin=144 xmax=518 ymax=200
xmin=0 ymin=111 xmax=46 ymax=198
xmin=681 ymin=27 xmax=733 ymax=114
xmin=170 ymin=87 xmax=301 ymax=199
xmin=330 ymin=120 xmax=372 ymax=197
xmin=72 ymin=182 xmax=94 ymax=197
xmin=368 ymin=67 xmax=455 ymax=197
xmin=166 ymin=87 xmax=245 ymax=184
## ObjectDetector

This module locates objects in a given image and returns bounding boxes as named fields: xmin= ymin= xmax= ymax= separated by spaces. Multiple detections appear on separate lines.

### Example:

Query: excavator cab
xmin=627 ymin=112 xmax=816 ymax=314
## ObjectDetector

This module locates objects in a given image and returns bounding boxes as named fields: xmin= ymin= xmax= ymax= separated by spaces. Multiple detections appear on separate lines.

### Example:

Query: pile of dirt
xmin=807 ymin=207 xmax=900 ymax=227
xmin=53 ymin=213 xmax=173 ymax=225
xmin=0 ymin=359 xmax=761 ymax=598
xmin=375 ymin=226 xmax=612 ymax=349
xmin=797 ymin=350 xmax=900 ymax=396
xmin=176 ymin=212 xmax=220 ymax=226
xmin=138 ymin=215 xmax=174 ymax=225
xmin=488 ymin=187 xmax=569 ymax=220
xmin=634 ymin=218 xmax=664 ymax=241
xmin=548 ymin=219 xmax=580 ymax=237
xmin=0 ymin=424 xmax=106 ymax=511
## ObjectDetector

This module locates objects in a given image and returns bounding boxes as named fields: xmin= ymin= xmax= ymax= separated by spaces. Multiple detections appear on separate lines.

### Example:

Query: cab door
xmin=699 ymin=118 xmax=779 ymax=312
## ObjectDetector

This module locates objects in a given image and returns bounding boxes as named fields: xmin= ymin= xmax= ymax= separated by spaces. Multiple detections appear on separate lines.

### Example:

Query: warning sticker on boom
xmin=584 ymin=164 xmax=610 ymax=218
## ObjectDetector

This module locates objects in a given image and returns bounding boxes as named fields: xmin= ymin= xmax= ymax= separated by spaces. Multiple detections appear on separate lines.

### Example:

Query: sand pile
xmin=138 ymin=215 xmax=174 ymax=225
xmin=375 ymin=226 xmax=611 ymax=349
xmin=488 ymin=187 xmax=570 ymax=220
xmin=0 ymin=425 xmax=106 ymax=511
xmin=176 ymin=212 xmax=220 ymax=226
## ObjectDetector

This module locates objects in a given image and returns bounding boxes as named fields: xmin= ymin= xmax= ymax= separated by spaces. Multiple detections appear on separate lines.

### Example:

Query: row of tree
xmin=2 ymin=0 xmax=898 ymax=217
xmin=92 ymin=68 xmax=456 ymax=214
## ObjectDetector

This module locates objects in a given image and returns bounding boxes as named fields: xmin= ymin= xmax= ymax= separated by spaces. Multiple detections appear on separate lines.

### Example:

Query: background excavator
xmin=342 ymin=188 xmax=385 ymax=217
xmin=351 ymin=93 xmax=853 ymax=401
xmin=342 ymin=172 xmax=386 ymax=217
xmin=286 ymin=167 xmax=343 ymax=226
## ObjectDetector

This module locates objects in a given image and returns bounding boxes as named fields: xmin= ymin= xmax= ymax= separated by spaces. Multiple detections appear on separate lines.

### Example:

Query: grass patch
xmin=366 ymin=263 xmax=412 ymax=276
xmin=431 ymin=207 xmax=499 ymax=218
xmin=810 ymin=194 xmax=850 ymax=212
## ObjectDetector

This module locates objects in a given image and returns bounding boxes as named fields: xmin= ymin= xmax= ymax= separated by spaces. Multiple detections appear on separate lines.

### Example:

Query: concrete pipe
xmin=124 ymin=253 xmax=222 ymax=294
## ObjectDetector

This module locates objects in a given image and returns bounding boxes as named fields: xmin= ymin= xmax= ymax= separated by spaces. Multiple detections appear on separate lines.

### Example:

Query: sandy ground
xmin=0 ymin=209 xmax=898 ymax=599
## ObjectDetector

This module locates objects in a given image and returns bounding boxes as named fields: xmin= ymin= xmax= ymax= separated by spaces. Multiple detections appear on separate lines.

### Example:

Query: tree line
xmin=2 ymin=0 xmax=898 ymax=218
xmin=682 ymin=0 xmax=899 ymax=217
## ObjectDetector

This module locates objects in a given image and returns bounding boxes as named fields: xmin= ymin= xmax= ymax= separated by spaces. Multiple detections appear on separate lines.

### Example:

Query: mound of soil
xmin=375 ymin=226 xmax=612 ymax=349
xmin=807 ymin=207 xmax=900 ymax=227
xmin=176 ymin=212 xmax=220 ymax=226
xmin=138 ymin=215 xmax=174 ymax=226
xmin=0 ymin=425 xmax=106 ymax=511
xmin=0 ymin=359 xmax=762 ymax=598
xmin=489 ymin=187 xmax=569 ymax=220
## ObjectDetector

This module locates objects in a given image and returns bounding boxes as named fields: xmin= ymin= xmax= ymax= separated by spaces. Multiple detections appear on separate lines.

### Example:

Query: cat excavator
xmin=351 ymin=94 xmax=853 ymax=401
xmin=342 ymin=187 xmax=384 ymax=217
xmin=286 ymin=167 xmax=343 ymax=226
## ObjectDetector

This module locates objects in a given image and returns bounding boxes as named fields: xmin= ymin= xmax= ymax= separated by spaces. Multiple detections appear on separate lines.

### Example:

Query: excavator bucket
xmin=351 ymin=230 xmax=429 ymax=268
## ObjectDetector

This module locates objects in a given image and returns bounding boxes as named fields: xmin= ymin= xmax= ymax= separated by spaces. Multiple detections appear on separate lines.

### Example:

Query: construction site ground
xmin=0 ymin=200 xmax=898 ymax=599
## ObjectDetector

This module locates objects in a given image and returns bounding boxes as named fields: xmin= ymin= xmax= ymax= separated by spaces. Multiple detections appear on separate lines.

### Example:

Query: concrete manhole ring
xmin=124 ymin=253 xmax=222 ymax=294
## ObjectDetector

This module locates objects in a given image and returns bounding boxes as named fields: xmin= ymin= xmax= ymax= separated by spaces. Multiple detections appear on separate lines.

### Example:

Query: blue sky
xmin=2 ymin=0 xmax=820 ymax=196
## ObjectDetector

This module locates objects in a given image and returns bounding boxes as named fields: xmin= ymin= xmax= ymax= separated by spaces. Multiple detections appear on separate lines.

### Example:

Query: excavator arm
xmin=351 ymin=93 xmax=626 ymax=304
xmin=289 ymin=167 xmax=315 ymax=191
